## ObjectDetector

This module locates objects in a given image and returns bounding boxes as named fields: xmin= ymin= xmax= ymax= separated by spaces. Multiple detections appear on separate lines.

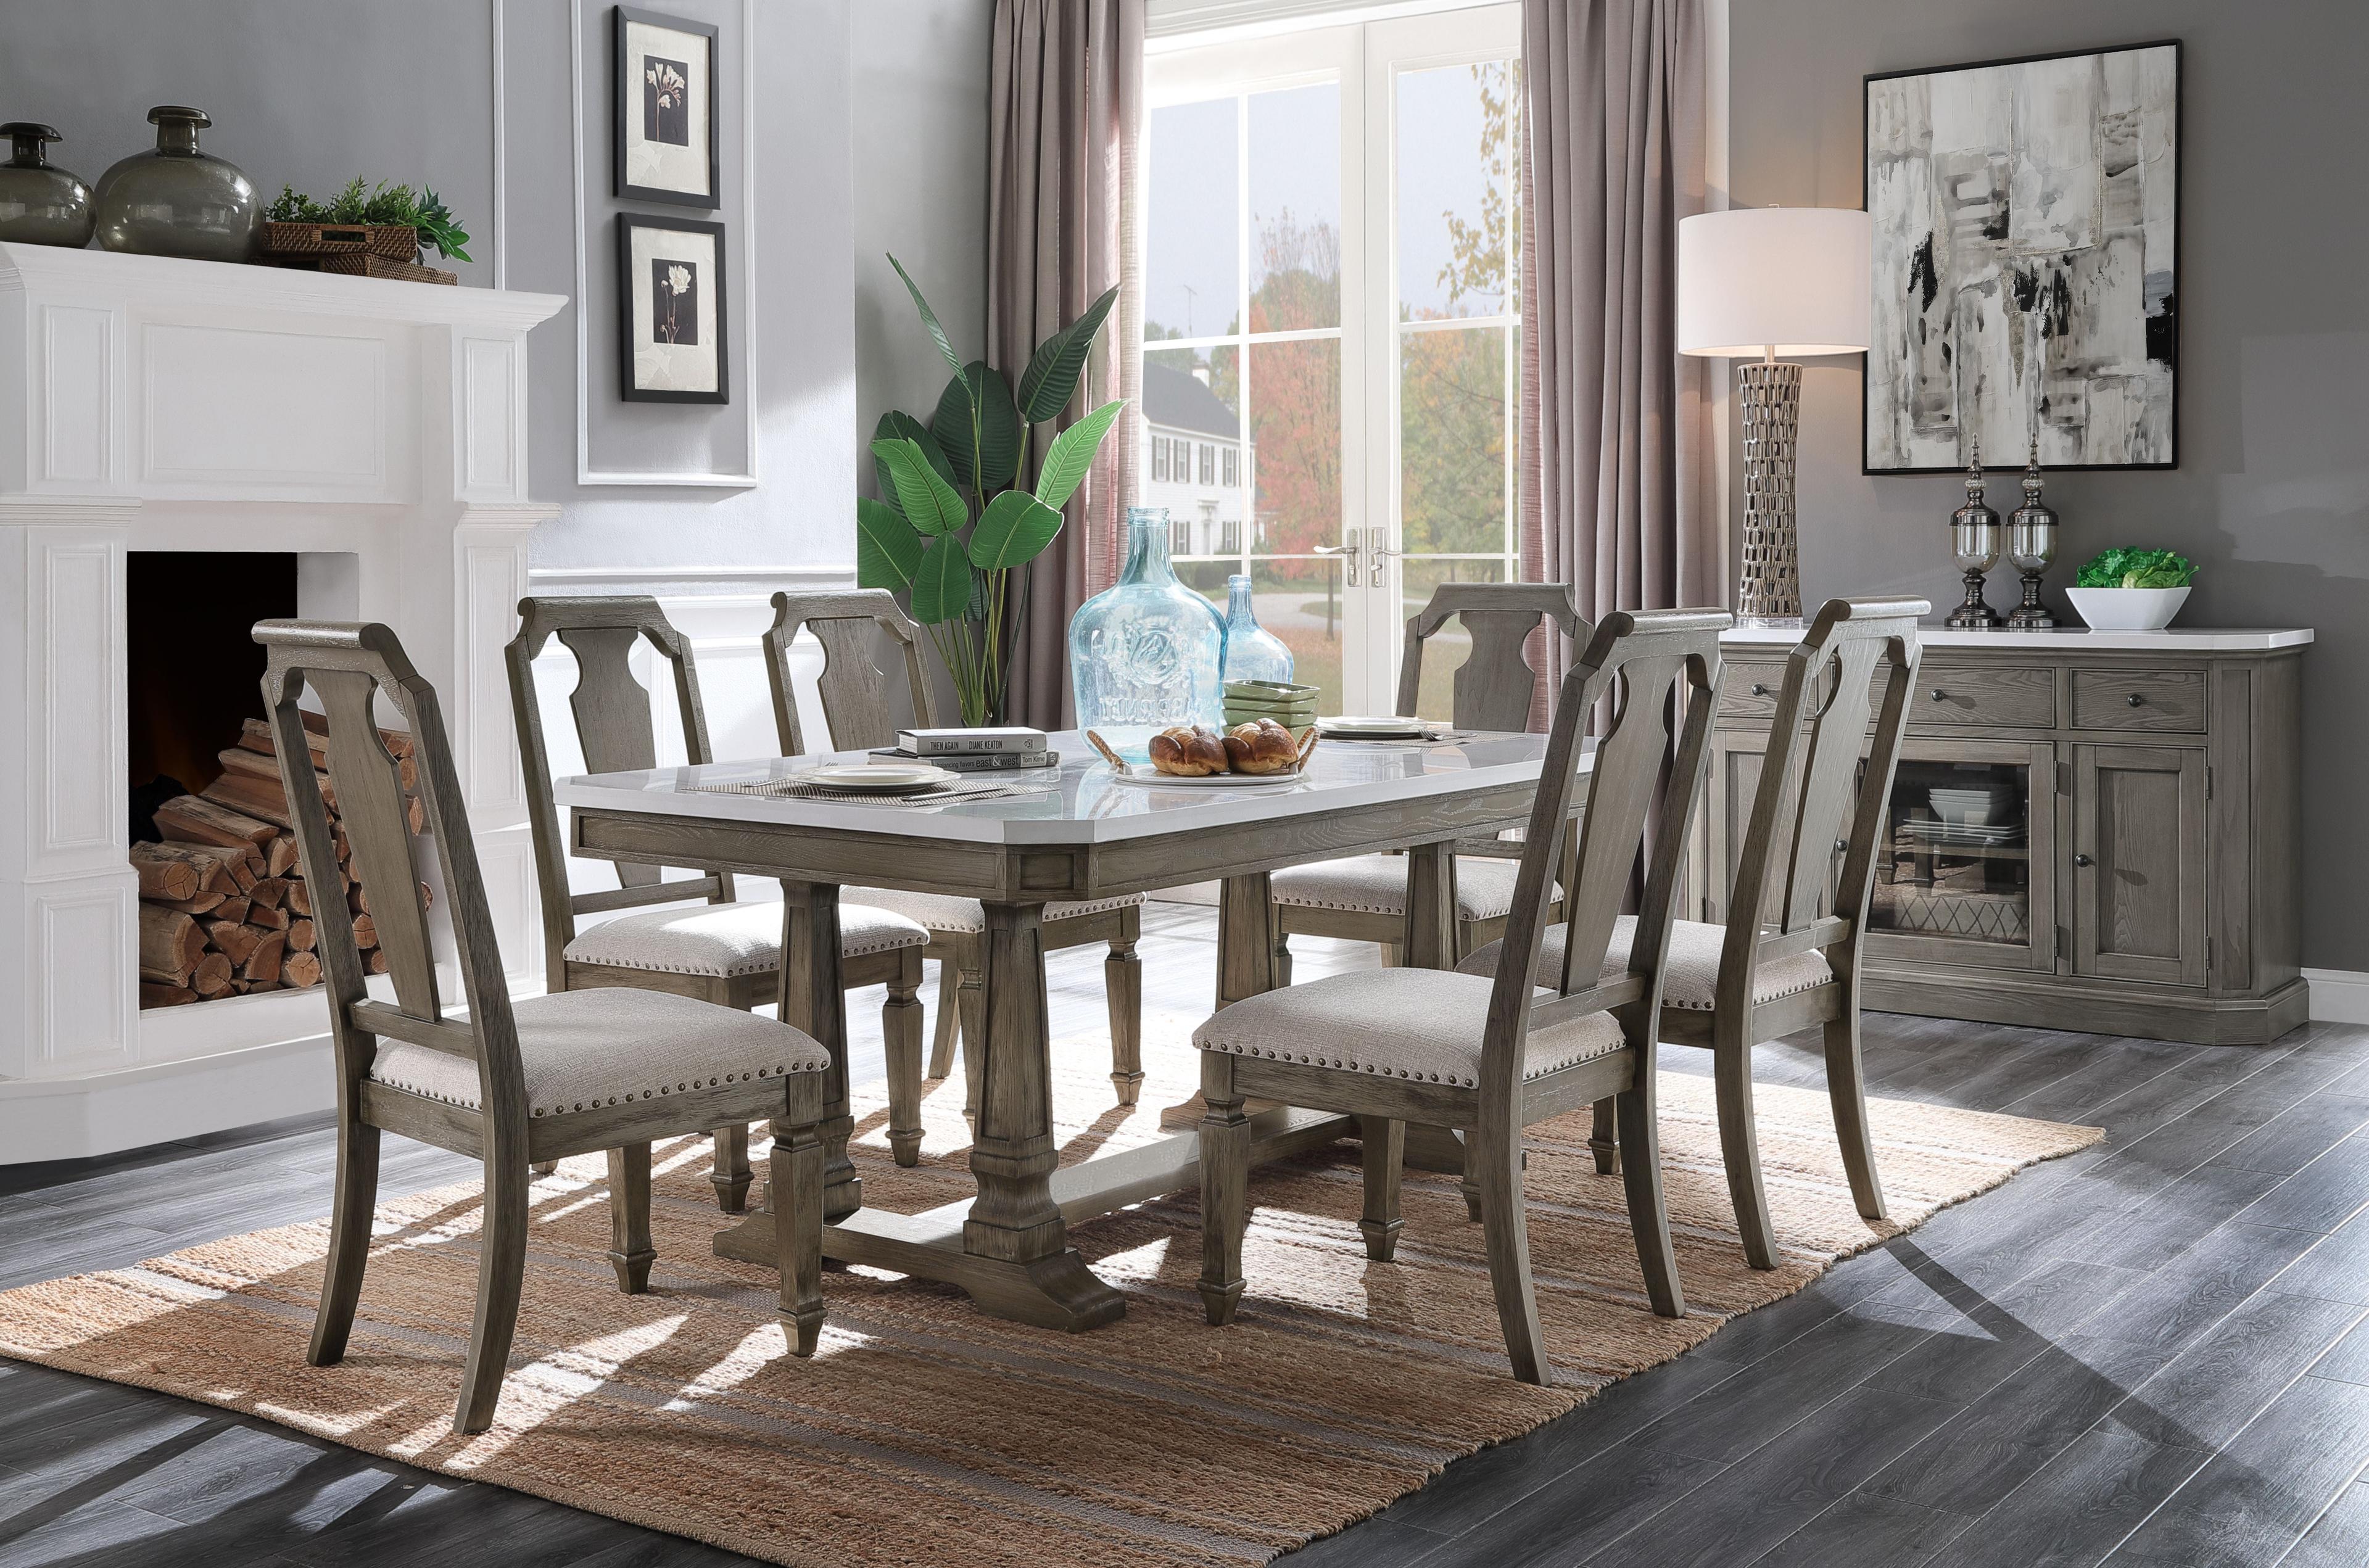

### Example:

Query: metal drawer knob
xmin=2073 ymin=852 xmax=2094 ymax=867
xmin=1750 ymin=682 xmax=1769 ymax=696
xmin=2127 ymin=692 xmax=2145 ymax=707
xmin=1930 ymin=688 xmax=1947 ymax=701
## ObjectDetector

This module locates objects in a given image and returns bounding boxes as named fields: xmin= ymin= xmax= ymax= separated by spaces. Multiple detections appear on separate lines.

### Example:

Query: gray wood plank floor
xmin=2 ymin=902 xmax=2366 ymax=1567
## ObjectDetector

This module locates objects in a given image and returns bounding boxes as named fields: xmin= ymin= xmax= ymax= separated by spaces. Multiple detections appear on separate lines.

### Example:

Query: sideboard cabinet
xmin=1696 ymin=628 xmax=2309 ymax=1046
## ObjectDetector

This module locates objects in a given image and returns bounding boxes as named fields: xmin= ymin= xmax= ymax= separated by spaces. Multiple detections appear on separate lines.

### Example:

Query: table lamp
xmin=1677 ymin=207 xmax=1872 ymax=628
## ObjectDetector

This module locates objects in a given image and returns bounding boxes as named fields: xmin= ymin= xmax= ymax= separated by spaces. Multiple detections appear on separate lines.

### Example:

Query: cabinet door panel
xmin=1863 ymin=737 xmax=2057 ymax=973
xmin=2074 ymin=744 xmax=2208 ymax=987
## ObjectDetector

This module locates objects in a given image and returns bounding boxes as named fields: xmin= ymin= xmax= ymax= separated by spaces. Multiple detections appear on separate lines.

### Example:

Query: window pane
xmin=1248 ymin=337 xmax=1341 ymax=559
xmin=1146 ymin=345 xmax=1241 ymax=559
xmin=1249 ymin=83 xmax=1341 ymax=331
xmin=1400 ymin=325 xmax=1507 ymax=556
xmin=1147 ymin=99 xmax=1239 ymax=340
xmin=1396 ymin=62 xmax=1515 ymax=321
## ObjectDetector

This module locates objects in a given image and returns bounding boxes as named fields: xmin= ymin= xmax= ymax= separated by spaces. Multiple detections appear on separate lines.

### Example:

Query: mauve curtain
xmin=1519 ymin=0 xmax=1718 ymax=724
xmin=988 ymin=0 xmax=1144 ymax=728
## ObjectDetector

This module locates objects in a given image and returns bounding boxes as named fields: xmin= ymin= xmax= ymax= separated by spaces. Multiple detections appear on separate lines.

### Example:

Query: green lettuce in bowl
xmin=2066 ymin=549 xmax=2196 ymax=630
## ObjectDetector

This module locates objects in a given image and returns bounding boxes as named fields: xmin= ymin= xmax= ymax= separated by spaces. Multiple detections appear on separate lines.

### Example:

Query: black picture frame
xmin=616 ymin=213 xmax=729 ymax=404
xmin=1861 ymin=39 xmax=2181 ymax=474
xmin=613 ymin=4 xmax=721 ymax=210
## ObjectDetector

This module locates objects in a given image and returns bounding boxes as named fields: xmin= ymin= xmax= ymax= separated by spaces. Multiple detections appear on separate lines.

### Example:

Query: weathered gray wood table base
xmin=560 ymin=732 xmax=1556 ymax=1329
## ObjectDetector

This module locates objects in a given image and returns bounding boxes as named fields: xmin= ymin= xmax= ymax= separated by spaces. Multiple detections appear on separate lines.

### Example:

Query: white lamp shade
xmin=1677 ymin=207 xmax=1872 ymax=358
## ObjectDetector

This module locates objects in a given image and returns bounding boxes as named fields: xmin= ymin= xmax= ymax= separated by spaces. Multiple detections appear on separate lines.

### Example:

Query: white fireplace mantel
xmin=0 ymin=243 xmax=566 ymax=1161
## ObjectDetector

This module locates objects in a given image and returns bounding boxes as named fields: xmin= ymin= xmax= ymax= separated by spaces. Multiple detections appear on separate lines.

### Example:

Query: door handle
xmin=1366 ymin=526 xmax=1402 ymax=568
xmin=1313 ymin=538 xmax=1363 ymax=587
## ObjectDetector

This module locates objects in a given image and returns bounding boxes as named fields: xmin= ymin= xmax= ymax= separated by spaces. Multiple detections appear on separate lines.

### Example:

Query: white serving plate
xmin=1318 ymin=716 xmax=1432 ymax=740
xmin=801 ymin=762 xmax=957 ymax=794
xmin=1903 ymin=819 xmax=2025 ymax=846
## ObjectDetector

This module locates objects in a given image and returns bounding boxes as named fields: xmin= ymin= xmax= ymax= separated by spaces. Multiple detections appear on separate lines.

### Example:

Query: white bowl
xmin=2065 ymin=585 xmax=2191 ymax=631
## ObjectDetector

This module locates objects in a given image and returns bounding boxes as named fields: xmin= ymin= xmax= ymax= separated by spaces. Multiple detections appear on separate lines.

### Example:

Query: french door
xmin=1145 ymin=5 xmax=1524 ymax=717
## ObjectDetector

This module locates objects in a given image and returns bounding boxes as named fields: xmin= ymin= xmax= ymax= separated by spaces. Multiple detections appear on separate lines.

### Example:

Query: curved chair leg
xmin=1616 ymin=1076 xmax=1685 ymax=1318
xmin=1105 ymin=915 xmax=1144 ymax=1108
xmin=1458 ymin=1133 xmax=1484 ymax=1222
xmin=1589 ymin=1096 xmax=1621 ymax=1176
xmin=883 ymin=948 xmax=926 ymax=1167
xmin=1474 ymin=1115 xmax=1546 ymax=1384
xmin=1714 ymin=1039 xmax=1780 ymax=1271
xmin=453 ymin=1153 xmax=531 ymax=1435
xmin=774 ymin=1078 xmax=827 ymax=1357
xmin=1197 ymin=1055 xmax=1251 ymax=1326
xmin=1358 ymin=1116 xmax=1405 ymax=1261
xmin=710 ymin=1123 xmax=753 ymax=1214
xmin=927 ymin=954 xmax=961 ymax=1081
xmin=1824 ymin=1005 xmax=1887 ymax=1222
xmin=1273 ymin=933 xmax=1294 ymax=988
xmin=1378 ymin=942 xmax=1404 ymax=968
xmin=606 ymin=1142 xmax=656 ymax=1293
xmin=308 ymin=1119 xmax=381 ymax=1368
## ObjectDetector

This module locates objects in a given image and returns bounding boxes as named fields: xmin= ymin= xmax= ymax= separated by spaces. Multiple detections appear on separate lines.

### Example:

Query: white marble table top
xmin=557 ymin=728 xmax=1566 ymax=848
xmin=1719 ymin=625 xmax=2313 ymax=653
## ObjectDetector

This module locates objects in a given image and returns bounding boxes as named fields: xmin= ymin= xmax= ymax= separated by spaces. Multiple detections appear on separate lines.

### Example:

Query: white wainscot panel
xmin=461 ymin=540 xmax=527 ymax=814
xmin=39 ymin=305 xmax=114 ymax=488
xmin=36 ymin=883 xmax=133 ymax=1071
xmin=138 ymin=323 xmax=403 ymax=497
xmin=38 ymin=537 xmax=123 ymax=866
xmin=461 ymin=336 xmax=521 ymax=498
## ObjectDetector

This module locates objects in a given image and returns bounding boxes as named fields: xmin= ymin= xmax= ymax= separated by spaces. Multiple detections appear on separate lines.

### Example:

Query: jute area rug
xmin=0 ymin=1035 xmax=2098 ymax=1567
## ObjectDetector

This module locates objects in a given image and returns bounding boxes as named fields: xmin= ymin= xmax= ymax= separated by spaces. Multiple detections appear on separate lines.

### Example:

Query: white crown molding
xmin=1147 ymin=0 xmax=1504 ymax=45
xmin=569 ymin=0 xmax=761 ymax=489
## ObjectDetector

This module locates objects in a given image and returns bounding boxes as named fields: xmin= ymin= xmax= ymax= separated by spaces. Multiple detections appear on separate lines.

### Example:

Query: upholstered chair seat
xmin=1459 ymin=915 xmax=1832 ymax=1010
xmin=563 ymin=899 xmax=928 ymax=979
xmin=847 ymin=888 xmax=1143 ymax=936
xmin=1191 ymin=968 xmax=1626 ymax=1088
xmin=368 ymin=989 xmax=832 ymax=1118
xmin=1269 ymin=855 xmax=1557 ymax=923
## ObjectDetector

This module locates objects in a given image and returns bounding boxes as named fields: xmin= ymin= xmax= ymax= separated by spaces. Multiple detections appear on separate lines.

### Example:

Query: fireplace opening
xmin=127 ymin=549 xmax=403 ymax=1012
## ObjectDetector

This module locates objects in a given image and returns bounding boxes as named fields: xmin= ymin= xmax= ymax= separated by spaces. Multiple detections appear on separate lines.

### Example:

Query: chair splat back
xmin=763 ymin=589 xmax=936 ymax=756
xmin=255 ymin=620 xmax=526 ymax=1123
xmin=506 ymin=596 xmax=729 ymax=975
xmin=1481 ymin=609 xmax=1728 ymax=1098
xmin=1395 ymin=582 xmax=1587 ymax=732
xmin=1725 ymin=596 xmax=1927 ymax=984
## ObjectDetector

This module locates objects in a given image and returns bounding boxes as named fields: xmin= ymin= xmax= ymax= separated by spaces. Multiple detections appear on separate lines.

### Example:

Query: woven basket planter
xmin=261 ymin=221 xmax=421 ymax=261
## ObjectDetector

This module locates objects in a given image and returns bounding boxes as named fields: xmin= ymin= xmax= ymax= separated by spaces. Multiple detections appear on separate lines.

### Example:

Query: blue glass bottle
xmin=1069 ymin=506 xmax=1228 ymax=754
xmin=1218 ymin=574 xmax=1292 ymax=685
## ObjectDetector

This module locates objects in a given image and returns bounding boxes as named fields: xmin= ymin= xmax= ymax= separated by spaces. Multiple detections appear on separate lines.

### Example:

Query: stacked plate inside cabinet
xmin=1927 ymin=783 xmax=2018 ymax=825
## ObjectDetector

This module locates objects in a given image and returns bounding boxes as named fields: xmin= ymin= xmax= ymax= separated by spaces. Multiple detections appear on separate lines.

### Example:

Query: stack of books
xmin=870 ymin=726 xmax=1057 ymax=773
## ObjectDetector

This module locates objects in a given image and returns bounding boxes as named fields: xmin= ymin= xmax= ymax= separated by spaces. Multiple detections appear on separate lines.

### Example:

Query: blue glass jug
xmin=1069 ymin=506 xmax=1228 ymax=753
xmin=1218 ymin=574 xmax=1292 ymax=685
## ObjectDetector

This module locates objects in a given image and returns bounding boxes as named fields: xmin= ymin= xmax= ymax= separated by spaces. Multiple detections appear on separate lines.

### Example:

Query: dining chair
xmin=1267 ymin=582 xmax=1587 ymax=975
xmin=1194 ymin=608 xmax=1727 ymax=1382
xmin=260 ymin=619 xmax=830 ymax=1437
xmin=507 ymin=596 xmax=930 ymax=1192
xmin=1460 ymin=596 xmax=1925 ymax=1270
xmin=760 ymin=588 xmax=1147 ymax=1115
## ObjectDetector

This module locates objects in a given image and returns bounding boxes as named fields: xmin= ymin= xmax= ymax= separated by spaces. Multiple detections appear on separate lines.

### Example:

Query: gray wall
xmin=1732 ymin=0 xmax=2369 ymax=971
xmin=0 ymin=0 xmax=862 ymax=577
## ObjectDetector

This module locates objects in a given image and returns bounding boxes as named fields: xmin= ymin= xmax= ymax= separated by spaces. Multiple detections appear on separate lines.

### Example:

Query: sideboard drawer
xmin=1912 ymin=663 xmax=2056 ymax=728
xmin=2070 ymin=669 xmax=2208 ymax=732
xmin=1719 ymin=662 xmax=1788 ymax=719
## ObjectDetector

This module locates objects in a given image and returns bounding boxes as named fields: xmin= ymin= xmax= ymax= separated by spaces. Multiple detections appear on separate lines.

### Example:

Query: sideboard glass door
xmin=1864 ymin=738 xmax=2057 ymax=973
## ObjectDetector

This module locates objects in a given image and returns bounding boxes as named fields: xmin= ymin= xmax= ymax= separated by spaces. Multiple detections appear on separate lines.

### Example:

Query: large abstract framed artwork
xmin=618 ymin=213 xmax=729 ymax=403
xmin=613 ymin=4 xmax=720 ymax=208
xmin=1864 ymin=41 xmax=2180 ymax=473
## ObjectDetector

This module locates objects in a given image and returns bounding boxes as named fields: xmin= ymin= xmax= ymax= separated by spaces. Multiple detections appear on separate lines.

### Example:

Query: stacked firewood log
xmin=135 ymin=714 xmax=426 ymax=1009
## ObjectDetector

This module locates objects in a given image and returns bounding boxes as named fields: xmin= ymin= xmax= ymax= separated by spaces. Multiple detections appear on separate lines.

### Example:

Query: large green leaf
xmin=888 ymin=253 xmax=964 ymax=377
xmin=854 ymin=497 xmax=923 ymax=590
xmin=1015 ymin=284 xmax=1120 ymax=424
xmin=909 ymin=534 xmax=972 ymax=624
xmin=1033 ymin=400 xmax=1126 ymax=511
xmin=871 ymin=409 xmax=952 ymax=511
xmin=871 ymin=437 xmax=969 ymax=536
xmin=967 ymin=490 xmax=1064 ymax=571
xmin=932 ymin=361 xmax=1020 ymax=492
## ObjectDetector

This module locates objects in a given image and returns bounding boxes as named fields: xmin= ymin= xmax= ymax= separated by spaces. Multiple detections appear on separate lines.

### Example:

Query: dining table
xmin=553 ymin=726 xmax=1573 ymax=1332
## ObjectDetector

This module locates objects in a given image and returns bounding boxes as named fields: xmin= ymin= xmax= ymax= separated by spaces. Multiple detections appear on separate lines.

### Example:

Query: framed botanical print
xmin=618 ymin=213 xmax=729 ymax=403
xmin=613 ymin=4 xmax=720 ymax=208
xmin=1864 ymin=40 xmax=2180 ymax=472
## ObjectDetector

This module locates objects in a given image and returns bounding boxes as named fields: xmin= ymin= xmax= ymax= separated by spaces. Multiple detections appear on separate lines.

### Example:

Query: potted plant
xmin=855 ymin=255 xmax=1123 ymax=725
xmin=2065 ymin=548 xmax=2197 ymax=630
xmin=260 ymin=177 xmax=471 ymax=281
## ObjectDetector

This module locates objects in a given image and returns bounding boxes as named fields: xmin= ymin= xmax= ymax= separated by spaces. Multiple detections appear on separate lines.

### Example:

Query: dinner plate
xmin=801 ymin=763 xmax=956 ymax=794
xmin=1104 ymin=767 xmax=1308 ymax=788
xmin=1318 ymin=716 xmax=1431 ymax=740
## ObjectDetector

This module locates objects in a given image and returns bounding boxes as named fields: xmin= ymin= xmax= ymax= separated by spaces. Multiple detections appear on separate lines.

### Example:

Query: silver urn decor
xmin=1946 ymin=440 xmax=2003 ymax=630
xmin=93 ymin=106 xmax=260 ymax=263
xmin=0 ymin=123 xmax=94 ymax=247
xmin=2006 ymin=436 xmax=2059 ymax=630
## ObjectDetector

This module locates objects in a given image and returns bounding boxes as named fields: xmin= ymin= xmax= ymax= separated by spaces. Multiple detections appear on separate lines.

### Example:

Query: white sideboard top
xmin=1721 ymin=626 xmax=2313 ymax=653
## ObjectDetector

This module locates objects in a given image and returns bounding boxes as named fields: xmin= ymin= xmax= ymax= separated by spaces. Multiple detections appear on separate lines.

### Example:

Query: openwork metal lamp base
xmin=1736 ymin=360 xmax=1803 ymax=628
